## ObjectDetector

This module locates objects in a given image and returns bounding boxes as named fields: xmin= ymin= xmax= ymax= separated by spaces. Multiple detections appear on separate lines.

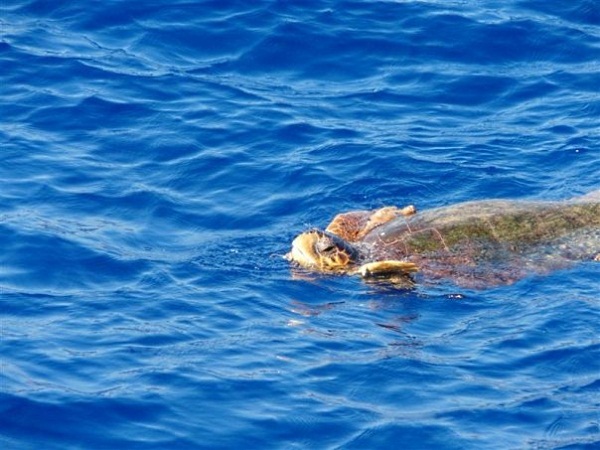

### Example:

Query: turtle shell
xmin=360 ymin=199 xmax=600 ymax=287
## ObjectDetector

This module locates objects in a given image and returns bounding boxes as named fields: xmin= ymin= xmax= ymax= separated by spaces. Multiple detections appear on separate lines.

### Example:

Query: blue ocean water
xmin=1 ymin=0 xmax=599 ymax=448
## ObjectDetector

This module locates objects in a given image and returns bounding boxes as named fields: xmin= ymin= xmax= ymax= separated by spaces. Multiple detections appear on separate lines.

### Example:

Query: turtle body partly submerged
xmin=286 ymin=192 xmax=600 ymax=288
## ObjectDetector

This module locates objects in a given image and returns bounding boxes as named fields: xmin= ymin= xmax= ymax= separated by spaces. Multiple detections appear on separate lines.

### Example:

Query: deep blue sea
xmin=1 ymin=1 xmax=599 ymax=449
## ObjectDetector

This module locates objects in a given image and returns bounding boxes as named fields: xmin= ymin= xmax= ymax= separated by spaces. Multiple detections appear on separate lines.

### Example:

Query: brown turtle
xmin=285 ymin=191 xmax=600 ymax=288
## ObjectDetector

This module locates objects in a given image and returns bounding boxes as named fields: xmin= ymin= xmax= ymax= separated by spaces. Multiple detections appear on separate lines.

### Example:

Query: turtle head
xmin=286 ymin=229 xmax=359 ymax=272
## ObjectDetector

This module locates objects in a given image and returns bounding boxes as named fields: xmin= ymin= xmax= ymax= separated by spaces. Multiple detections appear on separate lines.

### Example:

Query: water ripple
xmin=2 ymin=0 xmax=599 ymax=449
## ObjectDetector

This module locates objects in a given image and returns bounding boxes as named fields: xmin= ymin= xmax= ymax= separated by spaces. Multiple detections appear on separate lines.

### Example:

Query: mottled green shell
xmin=360 ymin=197 xmax=599 ymax=285
xmin=370 ymin=200 xmax=598 ymax=249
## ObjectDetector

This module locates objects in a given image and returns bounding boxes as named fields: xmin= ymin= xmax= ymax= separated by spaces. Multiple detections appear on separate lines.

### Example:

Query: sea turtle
xmin=285 ymin=191 xmax=600 ymax=288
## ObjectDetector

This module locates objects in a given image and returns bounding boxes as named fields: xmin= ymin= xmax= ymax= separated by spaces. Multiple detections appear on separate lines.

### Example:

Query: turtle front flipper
xmin=327 ymin=205 xmax=416 ymax=242
xmin=355 ymin=260 xmax=419 ymax=282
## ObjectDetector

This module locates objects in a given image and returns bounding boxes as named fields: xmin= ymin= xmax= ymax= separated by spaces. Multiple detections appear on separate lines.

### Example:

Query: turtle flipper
xmin=327 ymin=205 xmax=416 ymax=242
xmin=364 ymin=205 xmax=416 ymax=235
xmin=356 ymin=260 xmax=418 ymax=280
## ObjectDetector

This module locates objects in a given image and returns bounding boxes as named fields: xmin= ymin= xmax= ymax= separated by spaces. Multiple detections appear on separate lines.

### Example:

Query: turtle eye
xmin=316 ymin=238 xmax=336 ymax=253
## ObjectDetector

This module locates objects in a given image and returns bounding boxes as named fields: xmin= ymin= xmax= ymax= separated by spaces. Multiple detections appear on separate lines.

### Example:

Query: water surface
xmin=1 ymin=1 xmax=599 ymax=449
